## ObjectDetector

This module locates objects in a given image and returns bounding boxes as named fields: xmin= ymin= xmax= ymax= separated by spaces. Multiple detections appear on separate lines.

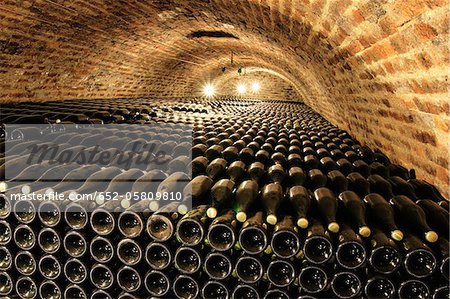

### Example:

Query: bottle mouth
xmin=145 ymin=242 xmax=172 ymax=270
xmin=38 ymin=255 xmax=61 ymax=279
xmin=202 ymin=281 xmax=229 ymax=299
xmin=267 ymin=260 xmax=295 ymax=287
xmin=239 ymin=226 xmax=268 ymax=254
xmin=63 ymin=284 xmax=87 ymax=299
xmin=147 ymin=214 xmax=174 ymax=242
xmin=271 ymin=230 xmax=300 ymax=258
xmin=303 ymin=236 xmax=333 ymax=264
xmin=207 ymin=223 xmax=236 ymax=251
xmin=90 ymin=264 xmax=114 ymax=289
xmin=336 ymin=241 xmax=367 ymax=269
xmin=118 ymin=211 xmax=143 ymax=238
xmin=404 ymin=249 xmax=437 ymax=278
xmin=38 ymin=228 xmax=60 ymax=254
xmin=65 ymin=203 xmax=88 ymax=230
xmin=15 ymin=251 xmax=36 ymax=275
xmin=398 ymin=280 xmax=430 ymax=299
xmin=205 ymin=252 xmax=232 ymax=280
xmin=0 ymin=246 xmax=12 ymax=270
xmin=235 ymin=256 xmax=264 ymax=283
xmin=264 ymin=290 xmax=289 ymax=299
xmin=16 ymin=277 xmax=37 ymax=299
xmin=38 ymin=201 xmax=61 ymax=227
xmin=176 ymin=218 xmax=204 ymax=246
xmin=90 ymin=208 xmax=115 ymax=235
xmin=117 ymin=239 xmax=142 ymax=266
xmin=39 ymin=280 xmax=61 ymax=299
xmin=441 ymin=256 xmax=449 ymax=280
xmin=331 ymin=271 xmax=362 ymax=298
xmin=13 ymin=200 xmax=36 ymax=223
xmin=117 ymin=266 xmax=141 ymax=292
xmin=14 ymin=224 xmax=36 ymax=250
xmin=173 ymin=275 xmax=199 ymax=299
xmin=232 ymin=284 xmax=260 ymax=299
xmin=90 ymin=236 xmax=114 ymax=263
xmin=144 ymin=270 xmax=170 ymax=296
xmin=298 ymin=266 xmax=328 ymax=293
xmin=364 ymin=276 xmax=395 ymax=299
xmin=63 ymin=231 xmax=87 ymax=258
xmin=369 ymin=246 xmax=401 ymax=274
xmin=64 ymin=258 xmax=87 ymax=284
xmin=175 ymin=247 xmax=201 ymax=274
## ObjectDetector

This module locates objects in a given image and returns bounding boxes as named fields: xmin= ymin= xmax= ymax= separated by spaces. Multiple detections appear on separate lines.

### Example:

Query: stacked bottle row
xmin=1 ymin=97 xmax=449 ymax=299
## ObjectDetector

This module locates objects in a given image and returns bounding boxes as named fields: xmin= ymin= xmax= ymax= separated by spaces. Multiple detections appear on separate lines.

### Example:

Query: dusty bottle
xmin=289 ymin=185 xmax=311 ymax=229
xmin=313 ymin=187 xmax=339 ymax=233
xmin=338 ymin=191 xmax=371 ymax=238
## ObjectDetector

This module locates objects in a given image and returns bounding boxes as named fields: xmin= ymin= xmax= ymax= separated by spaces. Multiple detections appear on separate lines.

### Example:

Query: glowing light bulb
xmin=237 ymin=84 xmax=246 ymax=94
xmin=251 ymin=82 xmax=260 ymax=92
xmin=203 ymin=84 xmax=215 ymax=97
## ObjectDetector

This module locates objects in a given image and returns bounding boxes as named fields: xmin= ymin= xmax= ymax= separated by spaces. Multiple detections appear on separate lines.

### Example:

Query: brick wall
xmin=0 ymin=0 xmax=448 ymax=196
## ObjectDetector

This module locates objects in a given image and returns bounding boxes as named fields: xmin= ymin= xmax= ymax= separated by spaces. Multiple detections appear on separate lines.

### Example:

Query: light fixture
xmin=203 ymin=84 xmax=215 ymax=97
xmin=237 ymin=84 xmax=246 ymax=94
xmin=251 ymin=82 xmax=260 ymax=92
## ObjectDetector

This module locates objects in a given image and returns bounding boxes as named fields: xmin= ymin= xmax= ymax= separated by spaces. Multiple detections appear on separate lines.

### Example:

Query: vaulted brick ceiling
xmin=0 ymin=0 xmax=448 ymax=195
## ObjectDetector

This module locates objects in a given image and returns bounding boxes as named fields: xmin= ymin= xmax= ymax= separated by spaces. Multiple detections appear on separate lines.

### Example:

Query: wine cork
xmin=149 ymin=201 xmax=159 ymax=212
xmin=328 ymin=222 xmax=340 ymax=233
xmin=425 ymin=231 xmax=438 ymax=243
xmin=206 ymin=207 xmax=217 ymax=219
xmin=391 ymin=230 xmax=404 ymax=241
xmin=236 ymin=211 xmax=247 ymax=223
xmin=266 ymin=214 xmax=277 ymax=226
xmin=297 ymin=218 xmax=309 ymax=229
xmin=359 ymin=226 xmax=371 ymax=238
xmin=177 ymin=204 xmax=188 ymax=215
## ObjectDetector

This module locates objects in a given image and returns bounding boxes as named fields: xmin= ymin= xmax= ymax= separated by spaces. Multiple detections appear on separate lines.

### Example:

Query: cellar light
xmin=237 ymin=84 xmax=246 ymax=94
xmin=203 ymin=84 xmax=215 ymax=97
xmin=251 ymin=82 xmax=261 ymax=92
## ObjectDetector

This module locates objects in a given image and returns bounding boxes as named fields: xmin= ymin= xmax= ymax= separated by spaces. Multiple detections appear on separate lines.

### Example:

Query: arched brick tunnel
xmin=0 ymin=0 xmax=448 ymax=196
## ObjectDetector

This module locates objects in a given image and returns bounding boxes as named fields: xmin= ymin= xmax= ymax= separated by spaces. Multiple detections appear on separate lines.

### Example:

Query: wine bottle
xmin=335 ymin=224 xmax=367 ymax=269
xmin=204 ymin=252 xmax=233 ymax=280
xmin=173 ymin=275 xmax=199 ymax=299
xmin=401 ymin=233 xmax=437 ymax=278
xmin=337 ymin=158 xmax=354 ymax=176
xmin=408 ymin=179 xmax=447 ymax=203
xmin=398 ymin=280 xmax=430 ymax=299
xmin=363 ymin=193 xmax=403 ymax=241
xmin=268 ymin=163 xmax=285 ymax=183
xmin=289 ymin=166 xmax=306 ymax=186
xmin=227 ymin=160 xmax=246 ymax=182
xmin=117 ymin=266 xmax=141 ymax=293
xmin=368 ymin=228 xmax=401 ymax=274
xmin=289 ymin=185 xmax=311 ymax=228
xmin=267 ymin=259 xmax=296 ymax=287
xmin=327 ymin=170 xmax=348 ymax=193
xmin=303 ymin=219 xmax=333 ymax=264
xmin=235 ymin=180 xmax=259 ymax=223
xmin=338 ymin=191 xmax=371 ymax=238
xmin=145 ymin=242 xmax=172 ymax=270
xmin=144 ymin=270 xmax=170 ymax=296
xmin=390 ymin=195 xmax=438 ymax=243
xmin=347 ymin=172 xmax=370 ymax=198
xmin=298 ymin=262 xmax=329 ymax=294
xmin=353 ymin=160 xmax=370 ymax=178
xmin=117 ymin=238 xmax=142 ymax=266
xmin=368 ymin=175 xmax=394 ymax=200
xmin=232 ymin=284 xmax=260 ymax=299
xmin=207 ymin=179 xmax=235 ymax=219
xmin=313 ymin=187 xmax=339 ymax=233
xmin=248 ymin=161 xmax=266 ymax=183
xmin=308 ymin=169 xmax=327 ymax=190
xmin=207 ymin=210 xmax=237 ymax=251
xmin=388 ymin=176 xmax=418 ymax=200
xmin=90 ymin=263 xmax=114 ymax=290
xmin=191 ymin=156 xmax=208 ymax=177
xmin=174 ymin=246 xmax=202 ymax=274
xmin=235 ymin=255 xmax=264 ymax=283
xmin=176 ymin=205 xmax=208 ymax=246
xmin=238 ymin=211 xmax=269 ymax=255
xmin=330 ymin=271 xmax=362 ymax=298
xmin=206 ymin=158 xmax=227 ymax=180
xmin=201 ymin=280 xmax=229 ymax=299
xmin=430 ymin=237 xmax=449 ymax=280
xmin=370 ymin=162 xmax=390 ymax=178
xmin=416 ymin=199 xmax=449 ymax=237
xmin=271 ymin=215 xmax=301 ymax=258
xmin=63 ymin=231 xmax=87 ymax=258
xmin=364 ymin=276 xmax=395 ymax=299
xmin=262 ymin=183 xmax=284 ymax=225
xmin=189 ymin=175 xmax=213 ymax=205
xmin=90 ymin=236 xmax=114 ymax=263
